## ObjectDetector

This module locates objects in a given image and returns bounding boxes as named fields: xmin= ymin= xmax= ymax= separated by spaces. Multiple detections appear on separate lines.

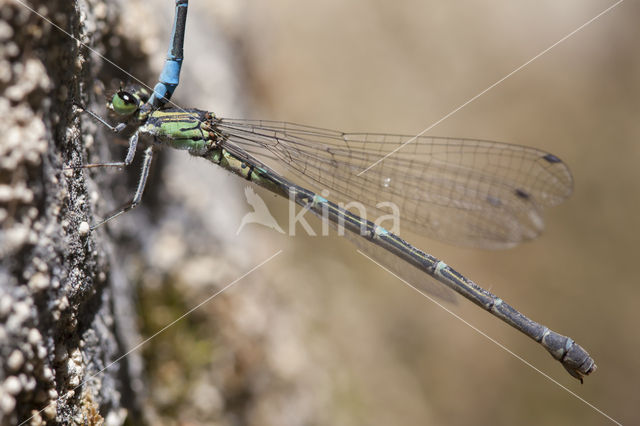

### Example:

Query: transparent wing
xmin=214 ymin=118 xmax=573 ymax=249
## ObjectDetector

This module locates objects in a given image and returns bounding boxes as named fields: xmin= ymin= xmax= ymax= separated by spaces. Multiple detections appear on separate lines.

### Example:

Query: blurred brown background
xmin=117 ymin=1 xmax=639 ymax=425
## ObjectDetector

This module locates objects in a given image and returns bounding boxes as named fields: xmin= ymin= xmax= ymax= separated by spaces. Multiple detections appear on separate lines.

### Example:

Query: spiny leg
xmin=68 ymin=104 xmax=140 ymax=170
xmin=73 ymin=132 xmax=139 ymax=170
xmin=67 ymin=104 xmax=147 ymax=229
xmin=76 ymin=103 xmax=127 ymax=133
xmin=90 ymin=145 xmax=154 ymax=230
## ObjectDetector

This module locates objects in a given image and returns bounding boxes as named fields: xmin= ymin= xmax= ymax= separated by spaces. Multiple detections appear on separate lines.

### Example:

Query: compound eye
xmin=110 ymin=90 xmax=139 ymax=115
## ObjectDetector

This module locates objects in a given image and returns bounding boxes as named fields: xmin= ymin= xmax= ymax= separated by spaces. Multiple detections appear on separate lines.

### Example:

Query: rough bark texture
xmin=1 ymin=1 xmax=319 ymax=425
xmin=0 ymin=0 xmax=146 ymax=424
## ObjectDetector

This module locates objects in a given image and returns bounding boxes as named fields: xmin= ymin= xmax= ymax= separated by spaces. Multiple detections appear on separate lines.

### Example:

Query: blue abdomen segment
xmin=150 ymin=0 xmax=188 ymax=107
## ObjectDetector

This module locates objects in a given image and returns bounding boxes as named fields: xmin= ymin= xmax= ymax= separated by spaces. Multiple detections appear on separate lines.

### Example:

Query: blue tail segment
xmin=149 ymin=0 xmax=188 ymax=107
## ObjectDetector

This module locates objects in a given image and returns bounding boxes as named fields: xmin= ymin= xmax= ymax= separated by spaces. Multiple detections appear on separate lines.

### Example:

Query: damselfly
xmin=74 ymin=0 xmax=595 ymax=381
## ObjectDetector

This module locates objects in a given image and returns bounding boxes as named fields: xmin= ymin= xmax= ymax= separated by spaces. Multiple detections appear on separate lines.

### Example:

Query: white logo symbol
xmin=236 ymin=186 xmax=285 ymax=235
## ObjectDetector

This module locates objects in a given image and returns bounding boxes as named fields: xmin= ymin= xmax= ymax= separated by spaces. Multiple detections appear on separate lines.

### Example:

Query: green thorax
xmin=140 ymin=108 xmax=217 ymax=155
xmin=136 ymin=106 xmax=285 ymax=195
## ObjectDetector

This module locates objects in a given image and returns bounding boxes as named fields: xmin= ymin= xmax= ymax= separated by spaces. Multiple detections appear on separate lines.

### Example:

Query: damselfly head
xmin=108 ymin=90 xmax=141 ymax=116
